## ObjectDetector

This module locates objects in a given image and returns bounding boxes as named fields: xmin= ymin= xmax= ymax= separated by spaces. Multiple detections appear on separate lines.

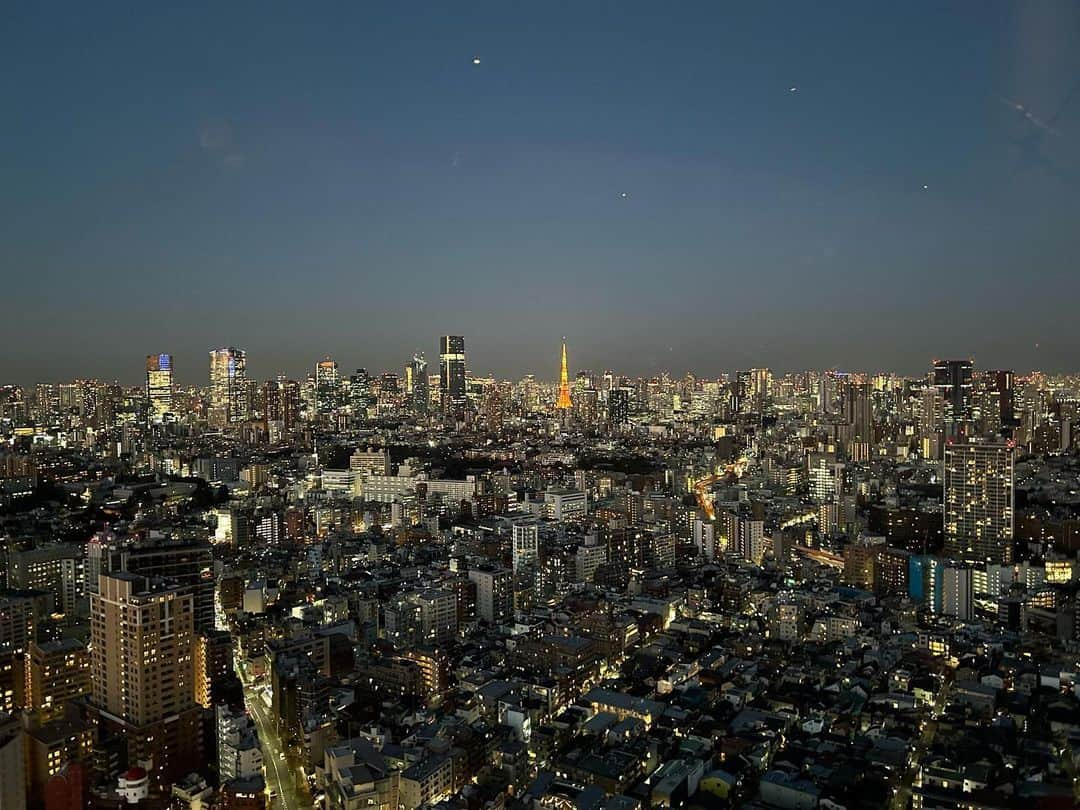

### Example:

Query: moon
xmin=473 ymin=57 xmax=481 ymax=65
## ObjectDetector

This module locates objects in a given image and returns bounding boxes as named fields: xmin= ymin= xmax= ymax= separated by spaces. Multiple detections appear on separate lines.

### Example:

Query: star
xmin=620 ymin=192 xmax=629 ymax=199
xmin=472 ymin=57 xmax=481 ymax=65
xmin=922 ymin=184 xmax=929 ymax=190
xmin=789 ymin=86 xmax=798 ymax=93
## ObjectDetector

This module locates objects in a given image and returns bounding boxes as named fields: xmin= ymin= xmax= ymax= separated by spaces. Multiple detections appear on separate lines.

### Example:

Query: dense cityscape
xmin=0 ymin=340 xmax=1079 ymax=809
xmin=5 ymin=2 xmax=1080 ymax=809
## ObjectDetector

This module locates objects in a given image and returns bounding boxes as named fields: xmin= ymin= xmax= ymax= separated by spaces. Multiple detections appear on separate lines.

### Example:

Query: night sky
xmin=2 ymin=2 xmax=1079 ymax=385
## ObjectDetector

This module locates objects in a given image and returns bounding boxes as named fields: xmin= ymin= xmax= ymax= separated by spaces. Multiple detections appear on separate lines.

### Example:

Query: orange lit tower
xmin=556 ymin=338 xmax=573 ymax=410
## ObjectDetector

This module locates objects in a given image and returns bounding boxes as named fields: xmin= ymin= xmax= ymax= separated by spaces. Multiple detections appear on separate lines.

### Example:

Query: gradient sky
xmin=2 ymin=2 xmax=1079 ymax=385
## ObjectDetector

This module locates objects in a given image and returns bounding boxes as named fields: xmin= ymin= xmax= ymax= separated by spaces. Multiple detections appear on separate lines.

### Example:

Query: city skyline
xmin=3 ymin=3 xmax=1080 ymax=382
xmin=5 ymin=5 xmax=1080 ymax=808
xmin=2 ymin=339 xmax=1072 ymax=389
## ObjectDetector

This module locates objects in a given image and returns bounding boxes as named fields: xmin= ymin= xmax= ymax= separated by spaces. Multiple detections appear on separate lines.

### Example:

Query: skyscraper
xmin=842 ymin=380 xmax=872 ymax=443
xmin=729 ymin=370 xmax=752 ymax=415
xmin=263 ymin=376 xmax=301 ymax=430
xmin=933 ymin=359 xmax=974 ymax=436
xmin=439 ymin=336 xmax=466 ymax=411
xmin=407 ymin=352 xmax=429 ymax=415
xmin=943 ymin=439 xmax=1015 ymax=564
xmin=990 ymin=369 xmax=1015 ymax=429
xmin=315 ymin=358 xmax=342 ymax=415
xmin=556 ymin=339 xmax=573 ymax=410
xmin=90 ymin=572 xmax=202 ymax=790
xmin=145 ymin=353 xmax=173 ymax=423
xmin=350 ymin=368 xmax=373 ymax=418
xmin=609 ymin=388 xmax=631 ymax=426
xmin=209 ymin=347 xmax=248 ymax=427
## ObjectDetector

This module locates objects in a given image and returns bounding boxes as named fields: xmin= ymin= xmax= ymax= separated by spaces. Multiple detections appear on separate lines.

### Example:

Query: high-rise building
xmin=990 ymin=369 xmax=1015 ymax=429
xmin=609 ymin=388 xmax=631 ymax=426
xmin=439 ymin=336 xmax=466 ymax=411
xmin=90 ymin=573 xmax=202 ymax=790
xmin=933 ymin=359 xmax=973 ymax=436
xmin=315 ymin=358 xmax=342 ymax=415
xmin=145 ymin=353 xmax=174 ymax=423
xmin=209 ymin=347 xmax=248 ymax=427
xmin=931 ymin=560 xmax=973 ymax=621
xmin=24 ymin=639 xmax=91 ymax=723
xmin=729 ymin=371 xmax=751 ymax=415
xmin=556 ymin=339 xmax=572 ymax=410
xmin=350 ymin=368 xmax=373 ymax=418
xmin=842 ymin=381 xmax=872 ymax=443
xmin=194 ymin=629 xmax=233 ymax=709
xmin=87 ymin=539 xmax=215 ymax=631
xmin=467 ymin=568 xmax=513 ymax=625
xmin=943 ymin=439 xmax=1015 ymax=564
xmin=263 ymin=376 xmax=301 ymax=430
xmin=512 ymin=523 xmax=540 ymax=572
xmin=407 ymin=353 xmax=429 ymax=415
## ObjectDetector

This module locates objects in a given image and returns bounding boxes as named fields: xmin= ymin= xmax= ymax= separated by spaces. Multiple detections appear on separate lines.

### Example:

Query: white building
xmin=543 ymin=489 xmax=587 ymax=521
xmin=512 ymin=522 xmax=539 ymax=572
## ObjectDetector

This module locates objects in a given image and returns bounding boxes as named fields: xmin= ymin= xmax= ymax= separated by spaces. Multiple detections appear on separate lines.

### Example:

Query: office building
xmin=439 ymin=336 xmax=466 ymax=411
xmin=933 ymin=359 xmax=974 ymax=436
xmin=407 ymin=352 xmax=429 ymax=415
xmin=842 ymin=380 xmax=872 ymax=443
xmin=145 ymin=353 xmax=174 ymax=423
xmin=209 ymin=347 xmax=248 ymax=426
xmin=263 ymin=376 xmax=301 ymax=430
xmin=316 ymin=358 xmax=342 ymax=415
xmin=609 ymin=387 xmax=631 ymax=425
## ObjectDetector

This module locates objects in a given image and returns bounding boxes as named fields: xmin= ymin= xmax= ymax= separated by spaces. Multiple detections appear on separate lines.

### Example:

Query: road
xmin=892 ymin=682 xmax=949 ymax=809
xmin=692 ymin=457 xmax=750 ymax=521
xmin=239 ymin=662 xmax=314 ymax=810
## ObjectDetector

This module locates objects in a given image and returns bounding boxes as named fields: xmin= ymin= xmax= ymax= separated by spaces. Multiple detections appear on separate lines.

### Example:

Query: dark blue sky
xmin=2 ymin=2 xmax=1078 ymax=384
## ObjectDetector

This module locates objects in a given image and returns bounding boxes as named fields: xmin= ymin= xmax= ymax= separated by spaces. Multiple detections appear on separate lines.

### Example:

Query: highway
xmin=692 ymin=457 xmax=750 ymax=521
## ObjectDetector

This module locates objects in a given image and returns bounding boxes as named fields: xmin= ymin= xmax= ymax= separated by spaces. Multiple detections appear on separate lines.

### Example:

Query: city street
xmin=239 ymin=662 xmax=314 ymax=810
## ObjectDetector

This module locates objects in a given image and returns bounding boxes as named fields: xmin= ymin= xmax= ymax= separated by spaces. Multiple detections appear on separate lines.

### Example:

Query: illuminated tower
xmin=943 ymin=438 xmax=1015 ymax=564
xmin=556 ymin=338 xmax=572 ymax=410
xmin=407 ymin=352 xmax=429 ymax=414
xmin=209 ymin=347 xmax=248 ymax=427
xmin=439 ymin=336 xmax=466 ymax=411
xmin=145 ymin=353 xmax=173 ymax=423
xmin=315 ymin=357 xmax=341 ymax=415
